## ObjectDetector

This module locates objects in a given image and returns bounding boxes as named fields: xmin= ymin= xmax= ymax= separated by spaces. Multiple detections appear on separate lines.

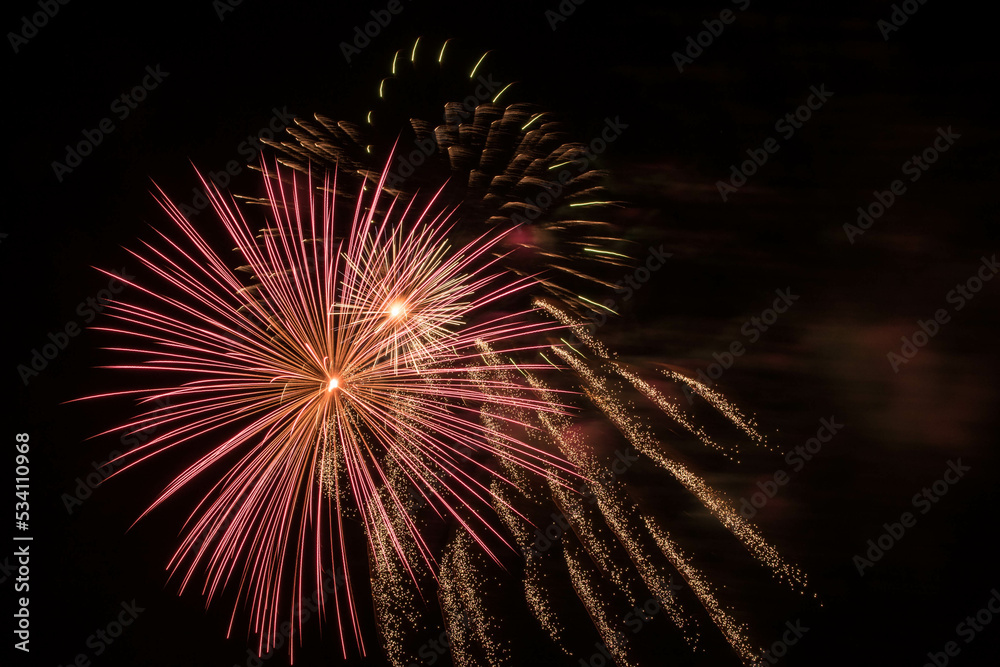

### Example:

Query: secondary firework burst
xmin=86 ymin=156 xmax=579 ymax=659
xmin=256 ymin=37 xmax=629 ymax=316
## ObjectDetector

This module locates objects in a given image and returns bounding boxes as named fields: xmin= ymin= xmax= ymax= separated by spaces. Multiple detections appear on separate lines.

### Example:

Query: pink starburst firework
xmin=86 ymin=156 xmax=578 ymax=659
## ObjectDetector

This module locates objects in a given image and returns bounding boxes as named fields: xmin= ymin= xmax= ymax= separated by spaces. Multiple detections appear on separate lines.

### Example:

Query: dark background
xmin=4 ymin=1 xmax=999 ymax=666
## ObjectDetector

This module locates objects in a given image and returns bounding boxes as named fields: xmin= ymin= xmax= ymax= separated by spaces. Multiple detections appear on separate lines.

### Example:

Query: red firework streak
xmin=80 ymin=156 xmax=578 ymax=660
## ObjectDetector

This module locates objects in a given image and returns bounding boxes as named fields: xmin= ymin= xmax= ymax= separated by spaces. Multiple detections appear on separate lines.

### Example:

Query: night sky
xmin=6 ymin=1 xmax=1000 ymax=666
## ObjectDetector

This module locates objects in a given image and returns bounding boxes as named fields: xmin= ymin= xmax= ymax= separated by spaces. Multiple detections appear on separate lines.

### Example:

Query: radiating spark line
xmin=576 ymin=295 xmax=617 ymax=315
xmin=661 ymin=370 xmax=765 ymax=444
xmin=492 ymin=82 xmax=515 ymax=103
xmin=521 ymin=113 xmax=543 ymax=131
xmin=470 ymin=51 xmax=490 ymax=79
xmin=582 ymin=247 xmax=629 ymax=259
xmin=644 ymin=517 xmax=760 ymax=664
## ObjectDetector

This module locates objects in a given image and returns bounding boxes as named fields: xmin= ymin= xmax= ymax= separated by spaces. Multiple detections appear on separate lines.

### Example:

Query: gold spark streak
xmin=536 ymin=297 xmax=764 ymax=458
xmin=471 ymin=343 xmax=573 ymax=654
xmin=470 ymin=51 xmax=489 ymax=79
xmin=582 ymin=247 xmax=630 ymax=259
xmin=661 ymin=370 xmax=766 ymax=445
xmin=521 ymin=113 xmax=544 ymax=131
xmin=562 ymin=533 xmax=634 ymax=666
xmin=551 ymin=347 xmax=807 ymax=591
xmin=440 ymin=531 xmax=512 ymax=666
xmin=492 ymin=82 xmax=515 ymax=104
xmin=644 ymin=517 xmax=760 ymax=663
xmin=368 ymin=491 xmax=424 ymax=667
xmin=519 ymin=368 xmax=699 ymax=647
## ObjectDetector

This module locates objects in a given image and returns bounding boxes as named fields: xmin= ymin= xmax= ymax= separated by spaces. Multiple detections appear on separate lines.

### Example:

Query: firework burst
xmin=90 ymin=39 xmax=815 ymax=667
xmin=87 ymin=156 xmax=579 ymax=659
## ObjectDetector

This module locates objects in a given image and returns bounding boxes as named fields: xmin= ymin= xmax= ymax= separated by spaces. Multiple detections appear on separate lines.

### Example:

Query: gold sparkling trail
xmin=533 ymin=297 xmax=610 ymax=357
xmin=368 ymin=491 xmax=425 ymax=667
xmin=661 ymin=370 xmax=765 ymax=445
xmin=562 ymin=532 xmax=634 ymax=666
xmin=535 ymin=297 xmax=765 ymax=457
xmin=551 ymin=347 xmax=807 ymax=591
xmin=643 ymin=517 xmax=760 ymax=664
xmin=440 ymin=531 xmax=511 ymax=666
xmin=583 ymin=485 xmax=698 ymax=646
xmin=490 ymin=477 xmax=572 ymax=655
xmin=370 ymin=394 xmax=441 ymax=667
xmin=437 ymin=553 xmax=478 ymax=667
xmin=612 ymin=362 xmax=735 ymax=458
xmin=472 ymin=343 xmax=573 ymax=654
xmin=545 ymin=439 xmax=698 ymax=647
xmin=520 ymin=369 xmax=700 ymax=647
xmin=547 ymin=481 xmax=638 ymax=607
